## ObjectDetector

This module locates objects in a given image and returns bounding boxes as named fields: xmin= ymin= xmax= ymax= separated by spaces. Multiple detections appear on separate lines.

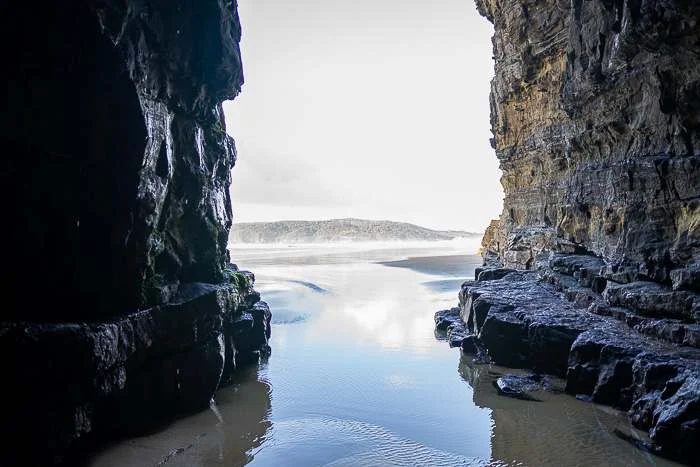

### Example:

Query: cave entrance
xmin=222 ymin=0 xmax=502 ymax=237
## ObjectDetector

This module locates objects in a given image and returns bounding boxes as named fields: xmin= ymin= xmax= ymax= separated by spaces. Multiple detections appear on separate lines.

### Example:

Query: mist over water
xmin=91 ymin=242 xmax=681 ymax=466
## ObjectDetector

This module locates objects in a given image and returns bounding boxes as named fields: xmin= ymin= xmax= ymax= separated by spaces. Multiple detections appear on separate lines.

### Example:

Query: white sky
xmin=223 ymin=0 xmax=502 ymax=232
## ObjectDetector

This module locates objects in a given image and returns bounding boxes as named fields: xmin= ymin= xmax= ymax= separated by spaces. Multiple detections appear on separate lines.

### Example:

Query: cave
xmin=2 ymin=0 xmax=699 ymax=465
xmin=2 ymin=2 xmax=270 ymax=464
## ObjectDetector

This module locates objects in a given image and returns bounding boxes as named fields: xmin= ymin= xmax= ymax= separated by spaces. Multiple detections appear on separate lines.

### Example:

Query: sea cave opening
xmin=5 ymin=0 xmax=700 ymax=465
xmin=222 ymin=0 xmax=502 ymax=239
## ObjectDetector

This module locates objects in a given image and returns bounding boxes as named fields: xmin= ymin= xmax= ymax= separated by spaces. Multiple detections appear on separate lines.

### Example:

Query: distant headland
xmin=229 ymin=218 xmax=480 ymax=244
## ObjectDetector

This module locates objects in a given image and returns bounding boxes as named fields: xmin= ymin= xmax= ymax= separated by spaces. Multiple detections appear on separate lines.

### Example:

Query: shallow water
xmin=91 ymin=242 xmax=681 ymax=467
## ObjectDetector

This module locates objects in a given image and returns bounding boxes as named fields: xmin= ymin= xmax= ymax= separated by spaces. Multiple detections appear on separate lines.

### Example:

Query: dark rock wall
xmin=477 ymin=0 xmax=700 ymax=288
xmin=2 ymin=1 xmax=270 ymax=465
xmin=447 ymin=261 xmax=700 ymax=462
xmin=4 ymin=0 xmax=242 ymax=321
xmin=5 ymin=3 xmax=147 ymax=320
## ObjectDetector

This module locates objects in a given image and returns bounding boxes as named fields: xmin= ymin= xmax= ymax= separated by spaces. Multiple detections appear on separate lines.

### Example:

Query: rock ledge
xmin=436 ymin=254 xmax=700 ymax=463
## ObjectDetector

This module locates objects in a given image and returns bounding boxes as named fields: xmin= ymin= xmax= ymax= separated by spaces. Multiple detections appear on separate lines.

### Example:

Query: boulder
xmin=493 ymin=374 xmax=556 ymax=401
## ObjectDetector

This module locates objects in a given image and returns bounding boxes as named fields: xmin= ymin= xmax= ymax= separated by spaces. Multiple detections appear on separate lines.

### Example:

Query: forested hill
xmin=229 ymin=219 xmax=480 ymax=243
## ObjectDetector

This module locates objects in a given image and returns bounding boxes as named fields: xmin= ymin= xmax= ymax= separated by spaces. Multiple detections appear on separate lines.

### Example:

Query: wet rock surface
xmin=4 ymin=0 xmax=244 ymax=322
xmin=435 ymin=308 xmax=479 ymax=350
xmin=457 ymin=0 xmax=698 ymax=463
xmin=1 ymin=269 xmax=271 ymax=466
xmin=437 ymin=253 xmax=700 ymax=463
xmin=493 ymin=374 xmax=557 ymax=401
xmin=466 ymin=0 xmax=700 ymax=426
xmin=434 ymin=307 xmax=462 ymax=333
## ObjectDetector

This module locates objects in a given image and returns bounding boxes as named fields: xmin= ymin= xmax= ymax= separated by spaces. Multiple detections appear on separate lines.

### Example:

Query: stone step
xmin=532 ymin=254 xmax=700 ymax=348
xmin=588 ymin=302 xmax=700 ymax=348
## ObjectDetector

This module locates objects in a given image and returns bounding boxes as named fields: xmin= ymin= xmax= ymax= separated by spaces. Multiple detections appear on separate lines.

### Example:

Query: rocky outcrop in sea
xmin=3 ymin=1 xmax=270 ymax=465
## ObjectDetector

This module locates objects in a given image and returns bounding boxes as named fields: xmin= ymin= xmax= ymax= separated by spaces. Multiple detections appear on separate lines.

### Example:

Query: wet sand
xmin=380 ymin=253 xmax=482 ymax=277
xmin=91 ymin=366 xmax=271 ymax=467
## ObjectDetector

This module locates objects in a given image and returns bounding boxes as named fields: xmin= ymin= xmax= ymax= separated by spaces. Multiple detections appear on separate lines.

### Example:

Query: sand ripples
xmin=254 ymin=416 xmax=491 ymax=466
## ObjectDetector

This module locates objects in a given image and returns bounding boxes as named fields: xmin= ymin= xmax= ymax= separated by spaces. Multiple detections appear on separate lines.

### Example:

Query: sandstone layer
xmin=2 ymin=1 xmax=269 ymax=465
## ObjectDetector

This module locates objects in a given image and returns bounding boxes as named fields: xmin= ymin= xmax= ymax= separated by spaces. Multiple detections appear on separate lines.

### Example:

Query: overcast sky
xmin=223 ymin=0 xmax=501 ymax=232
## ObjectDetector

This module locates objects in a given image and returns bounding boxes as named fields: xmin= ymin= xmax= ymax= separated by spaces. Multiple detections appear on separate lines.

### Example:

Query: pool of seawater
xmin=90 ymin=242 xmax=681 ymax=466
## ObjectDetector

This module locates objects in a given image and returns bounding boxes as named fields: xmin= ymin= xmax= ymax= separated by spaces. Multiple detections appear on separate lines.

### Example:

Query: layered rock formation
xmin=2 ymin=1 xmax=270 ymax=464
xmin=437 ymin=0 xmax=700 ymax=463
xmin=229 ymin=218 xmax=479 ymax=244
xmin=478 ymin=0 xmax=699 ymax=287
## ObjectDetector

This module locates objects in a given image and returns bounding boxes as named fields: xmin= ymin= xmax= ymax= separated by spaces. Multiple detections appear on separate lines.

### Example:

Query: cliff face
xmin=2 ymin=1 xmax=270 ymax=464
xmin=439 ymin=1 xmax=700 ymax=461
xmin=5 ymin=1 xmax=242 ymax=321
xmin=478 ymin=0 xmax=700 ymax=291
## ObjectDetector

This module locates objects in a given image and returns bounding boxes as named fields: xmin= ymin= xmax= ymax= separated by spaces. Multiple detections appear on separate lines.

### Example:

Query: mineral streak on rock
xmin=3 ymin=1 xmax=270 ymax=465
xmin=477 ymin=0 xmax=700 ymax=285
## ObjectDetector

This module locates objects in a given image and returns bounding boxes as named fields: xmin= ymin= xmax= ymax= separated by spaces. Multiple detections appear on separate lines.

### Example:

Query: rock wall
xmin=2 ymin=1 xmax=270 ymax=464
xmin=433 ymin=1 xmax=700 ymax=461
xmin=478 ymin=0 xmax=700 ymax=290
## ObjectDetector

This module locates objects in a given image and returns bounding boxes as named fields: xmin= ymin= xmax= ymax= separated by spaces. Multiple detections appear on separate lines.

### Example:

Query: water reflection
xmin=91 ymin=242 xmax=677 ymax=466
xmin=421 ymin=278 xmax=467 ymax=293
xmin=457 ymin=354 xmax=682 ymax=467
xmin=249 ymin=249 xmax=481 ymax=353
xmin=90 ymin=365 xmax=272 ymax=467
xmin=242 ymin=244 xmax=495 ymax=465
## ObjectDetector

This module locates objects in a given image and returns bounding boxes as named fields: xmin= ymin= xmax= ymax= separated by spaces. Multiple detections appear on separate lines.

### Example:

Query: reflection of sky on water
xmin=239 ymin=243 xmax=481 ymax=351
xmin=232 ymin=243 xmax=494 ymax=465
xmin=248 ymin=257 xmax=471 ymax=353
xmin=422 ymin=278 xmax=468 ymax=293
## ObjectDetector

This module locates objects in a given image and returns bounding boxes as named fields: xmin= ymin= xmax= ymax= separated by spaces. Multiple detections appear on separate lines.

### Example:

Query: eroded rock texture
xmin=2 ymin=1 xmax=269 ymax=464
xmin=477 ymin=0 xmax=700 ymax=285
xmin=462 ymin=3 xmax=700 ymax=459
xmin=439 ymin=256 xmax=700 ymax=462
